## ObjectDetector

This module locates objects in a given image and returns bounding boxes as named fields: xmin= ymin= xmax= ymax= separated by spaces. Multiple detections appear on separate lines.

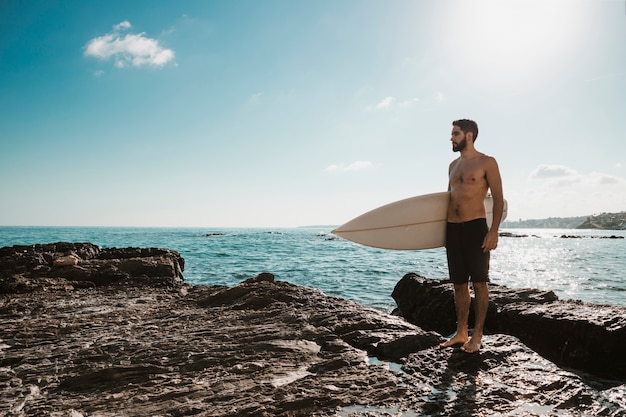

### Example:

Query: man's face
xmin=451 ymin=126 xmax=466 ymax=152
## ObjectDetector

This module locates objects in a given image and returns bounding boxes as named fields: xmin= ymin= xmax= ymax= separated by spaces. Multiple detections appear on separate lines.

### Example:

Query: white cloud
xmin=114 ymin=21 xmax=132 ymax=31
xmin=590 ymin=172 xmax=624 ymax=186
xmin=375 ymin=96 xmax=394 ymax=110
xmin=529 ymin=164 xmax=626 ymax=188
xmin=398 ymin=97 xmax=420 ymax=108
xmin=529 ymin=164 xmax=582 ymax=188
xmin=248 ymin=92 xmax=262 ymax=105
xmin=434 ymin=91 xmax=445 ymax=102
xmin=84 ymin=21 xmax=175 ymax=68
xmin=515 ymin=164 xmax=626 ymax=219
xmin=366 ymin=96 xmax=421 ymax=111
xmin=325 ymin=161 xmax=373 ymax=173
xmin=529 ymin=164 xmax=579 ymax=180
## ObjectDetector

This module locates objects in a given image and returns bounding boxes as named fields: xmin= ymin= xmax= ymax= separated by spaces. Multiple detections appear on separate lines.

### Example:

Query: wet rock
xmin=399 ymin=333 xmax=625 ymax=417
xmin=392 ymin=273 xmax=626 ymax=381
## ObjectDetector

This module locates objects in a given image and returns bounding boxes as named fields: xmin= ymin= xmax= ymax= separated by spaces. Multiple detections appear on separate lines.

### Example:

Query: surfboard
xmin=332 ymin=192 xmax=508 ymax=250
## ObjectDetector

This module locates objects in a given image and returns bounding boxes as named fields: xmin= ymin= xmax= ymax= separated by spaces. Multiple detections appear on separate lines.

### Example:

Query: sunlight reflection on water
xmin=492 ymin=229 xmax=625 ymax=306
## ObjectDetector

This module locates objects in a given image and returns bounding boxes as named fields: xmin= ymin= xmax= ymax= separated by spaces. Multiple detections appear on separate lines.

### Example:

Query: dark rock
xmin=244 ymin=271 xmax=275 ymax=284
xmin=499 ymin=231 xmax=529 ymax=238
xmin=0 ymin=242 xmax=184 ymax=293
xmin=58 ymin=365 xmax=170 ymax=392
xmin=0 ymin=275 xmax=442 ymax=416
xmin=393 ymin=273 xmax=626 ymax=381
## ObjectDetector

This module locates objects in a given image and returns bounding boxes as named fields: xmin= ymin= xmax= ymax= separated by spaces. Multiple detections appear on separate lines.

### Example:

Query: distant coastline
xmin=503 ymin=211 xmax=626 ymax=230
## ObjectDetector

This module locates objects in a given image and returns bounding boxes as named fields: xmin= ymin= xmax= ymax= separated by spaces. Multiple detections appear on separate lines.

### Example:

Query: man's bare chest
xmin=450 ymin=164 xmax=486 ymax=186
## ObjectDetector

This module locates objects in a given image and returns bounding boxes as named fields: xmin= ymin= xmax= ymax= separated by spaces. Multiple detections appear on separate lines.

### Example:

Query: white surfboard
xmin=332 ymin=192 xmax=508 ymax=250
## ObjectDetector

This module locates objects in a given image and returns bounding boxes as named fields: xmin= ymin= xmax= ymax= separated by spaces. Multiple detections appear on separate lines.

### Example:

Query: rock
xmin=0 ymin=275 xmax=438 ymax=416
xmin=243 ymin=271 xmax=275 ymax=284
xmin=0 ymin=242 xmax=184 ymax=293
xmin=2 ymin=276 xmax=624 ymax=416
xmin=499 ymin=231 xmax=529 ymax=238
xmin=392 ymin=273 xmax=626 ymax=381
xmin=400 ymin=333 xmax=625 ymax=416
xmin=52 ymin=254 xmax=79 ymax=266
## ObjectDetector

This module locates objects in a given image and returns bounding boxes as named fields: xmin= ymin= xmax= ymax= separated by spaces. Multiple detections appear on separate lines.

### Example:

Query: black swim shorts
xmin=445 ymin=218 xmax=490 ymax=284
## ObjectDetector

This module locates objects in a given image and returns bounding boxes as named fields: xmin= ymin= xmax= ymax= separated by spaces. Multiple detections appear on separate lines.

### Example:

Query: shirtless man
xmin=439 ymin=119 xmax=504 ymax=353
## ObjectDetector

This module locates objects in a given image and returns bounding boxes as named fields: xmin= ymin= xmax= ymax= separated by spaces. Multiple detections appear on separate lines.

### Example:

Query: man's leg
xmin=462 ymin=281 xmax=489 ymax=353
xmin=439 ymin=283 xmax=471 ymax=348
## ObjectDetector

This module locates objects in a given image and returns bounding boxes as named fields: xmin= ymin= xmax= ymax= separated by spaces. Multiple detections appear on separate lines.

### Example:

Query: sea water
xmin=0 ymin=227 xmax=624 ymax=311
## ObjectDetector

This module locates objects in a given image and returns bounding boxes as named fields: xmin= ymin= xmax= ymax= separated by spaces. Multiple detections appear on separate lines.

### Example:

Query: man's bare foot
xmin=460 ymin=336 xmax=482 ymax=353
xmin=439 ymin=333 xmax=468 ymax=348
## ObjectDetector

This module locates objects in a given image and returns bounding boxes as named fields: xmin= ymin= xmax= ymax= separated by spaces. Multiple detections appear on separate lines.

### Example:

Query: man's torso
xmin=447 ymin=154 xmax=490 ymax=223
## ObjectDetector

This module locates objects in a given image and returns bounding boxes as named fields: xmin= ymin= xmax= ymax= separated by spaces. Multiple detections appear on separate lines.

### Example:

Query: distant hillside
xmin=503 ymin=212 xmax=626 ymax=230
xmin=577 ymin=212 xmax=626 ymax=230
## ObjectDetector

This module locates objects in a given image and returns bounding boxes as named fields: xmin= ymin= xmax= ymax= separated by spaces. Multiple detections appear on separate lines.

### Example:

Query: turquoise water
xmin=1 ymin=227 xmax=624 ymax=310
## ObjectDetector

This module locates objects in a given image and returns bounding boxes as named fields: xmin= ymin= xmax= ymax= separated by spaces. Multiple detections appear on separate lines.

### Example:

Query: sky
xmin=1 ymin=0 xmax=625 ymax=227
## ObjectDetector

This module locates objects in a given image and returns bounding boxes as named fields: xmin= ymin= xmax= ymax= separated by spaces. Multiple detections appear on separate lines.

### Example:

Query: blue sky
xmin=1 ymin=0 xmax=625 ymax=227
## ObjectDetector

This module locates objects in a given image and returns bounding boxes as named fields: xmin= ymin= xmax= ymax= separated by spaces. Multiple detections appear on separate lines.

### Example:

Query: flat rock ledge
xmin=0 ymin=244 xmax=624 ymax=416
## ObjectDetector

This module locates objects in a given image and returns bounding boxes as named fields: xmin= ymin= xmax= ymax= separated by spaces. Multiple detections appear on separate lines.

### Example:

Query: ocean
xmin=1 ymin=226 xmax=624 ymax=311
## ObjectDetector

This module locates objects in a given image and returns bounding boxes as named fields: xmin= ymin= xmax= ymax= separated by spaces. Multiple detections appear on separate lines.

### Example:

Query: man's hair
xmin=452 ymin=119 xmax=479 ymax=142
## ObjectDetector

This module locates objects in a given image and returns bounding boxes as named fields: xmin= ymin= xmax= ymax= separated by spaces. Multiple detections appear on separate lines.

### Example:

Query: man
xmin=439 ymin=119 xmax=504 ymax=353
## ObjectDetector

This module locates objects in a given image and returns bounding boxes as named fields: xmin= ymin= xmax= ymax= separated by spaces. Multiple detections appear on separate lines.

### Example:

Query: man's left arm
xmin=483 ymin=157 xmax=504 ymax=252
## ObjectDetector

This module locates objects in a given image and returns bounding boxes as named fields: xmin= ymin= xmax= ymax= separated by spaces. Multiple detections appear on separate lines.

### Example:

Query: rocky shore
xmin=1 ymin=243 xmax=625 ymax=416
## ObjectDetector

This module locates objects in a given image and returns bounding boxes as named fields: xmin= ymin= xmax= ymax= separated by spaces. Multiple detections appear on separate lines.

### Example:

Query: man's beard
xmin=453 ymin=135 xmax=467 ymax=152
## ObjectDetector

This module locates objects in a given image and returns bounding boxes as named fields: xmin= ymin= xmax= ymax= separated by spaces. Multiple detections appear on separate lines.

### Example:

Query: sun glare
xmin=442 ymin=0 xmax=589 ymax=94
